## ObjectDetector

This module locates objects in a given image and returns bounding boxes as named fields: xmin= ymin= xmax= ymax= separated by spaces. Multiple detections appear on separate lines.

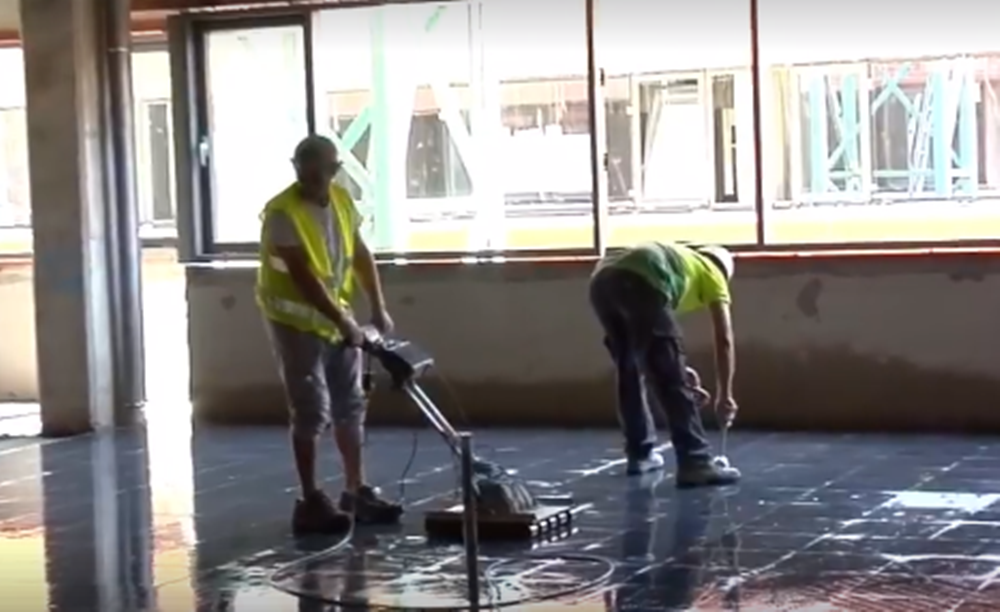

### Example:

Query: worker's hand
xmin=714 ymin=395 xmax=738 ymax=429
xmin=337 ymin=314 xmax=365 ymax=348
xmin=691 ymin=385 xmax=711 ymax=408
xmin=371 ymin=307 xmax=395 ymax=335
xmin=683 ymin=367 xmax=710 ymax=408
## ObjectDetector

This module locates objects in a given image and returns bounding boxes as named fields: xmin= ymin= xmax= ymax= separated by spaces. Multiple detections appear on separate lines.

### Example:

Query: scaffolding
xmin=801 ymin=58 xmax=978 ymax=203
xmin=324 ymin=2 xmax=501 ymax=252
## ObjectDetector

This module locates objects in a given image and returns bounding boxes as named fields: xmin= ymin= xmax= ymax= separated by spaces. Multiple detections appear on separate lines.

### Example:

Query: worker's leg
xmin=324 ymin=342 xmax=403 ymax=524
xmin=615 ymin=275 xmax=740 ymax=487
xmin=590 ymin=269 xmax=661 ymax=474
xmin=264 ymin=320 xmax=351 ymax=534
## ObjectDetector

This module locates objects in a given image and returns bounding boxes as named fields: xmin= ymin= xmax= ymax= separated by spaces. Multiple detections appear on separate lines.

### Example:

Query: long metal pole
xmin=459 ymin=432 xmax=480 ymax=611
xmin=584 ymin=0 xmax=606 ymax=256
xmin=748 ymin=0 xmax=766 ymax=246
xmin=94 ymin=0 xmax=126 ymax=425
xmin=105 ymin=0 xmax=147 ymax=416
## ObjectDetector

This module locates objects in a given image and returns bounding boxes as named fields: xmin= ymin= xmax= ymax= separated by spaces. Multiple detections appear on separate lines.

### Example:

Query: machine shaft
xmin=459 ymin=433 xmax=480 ymax=609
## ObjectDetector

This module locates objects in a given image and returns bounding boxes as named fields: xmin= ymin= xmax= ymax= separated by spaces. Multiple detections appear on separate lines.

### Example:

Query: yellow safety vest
xmin=256 ymin=182 xmax=357 ymax=342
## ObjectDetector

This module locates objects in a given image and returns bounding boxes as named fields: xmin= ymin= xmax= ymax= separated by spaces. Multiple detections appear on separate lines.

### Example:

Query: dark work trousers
xmin=589 ymin=267 xmax=712 ymax=464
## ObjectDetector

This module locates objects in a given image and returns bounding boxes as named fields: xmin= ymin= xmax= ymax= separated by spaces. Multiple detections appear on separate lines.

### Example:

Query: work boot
xmin=675 ymin=459 xmax=741 ymax=489
xmin=292 ymin=490 xmax=353 ymax=535
xmin=626 ymin=450 xmax=665 ymax=476
xmin=339 ymin=485 xmax=404 ymax=525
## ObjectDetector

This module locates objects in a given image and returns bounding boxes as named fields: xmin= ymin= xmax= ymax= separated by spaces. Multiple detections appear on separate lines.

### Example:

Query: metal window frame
xmin=171 ymin=0 xmax=605 ymax=262
xmin=168 ymin=11 xmax=312 ymax=262
xmin=169 ymin=0 xmax=1000 ymax=265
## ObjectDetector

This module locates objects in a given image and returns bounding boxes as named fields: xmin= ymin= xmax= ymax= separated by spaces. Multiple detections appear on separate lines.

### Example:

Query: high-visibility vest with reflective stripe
xmin=255 ymin=182 xmax=357 ymax=342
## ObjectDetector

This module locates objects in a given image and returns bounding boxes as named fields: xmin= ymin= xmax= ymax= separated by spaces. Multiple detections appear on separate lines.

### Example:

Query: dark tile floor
xmin=4 ymin=417 xmax=1000 ymax=611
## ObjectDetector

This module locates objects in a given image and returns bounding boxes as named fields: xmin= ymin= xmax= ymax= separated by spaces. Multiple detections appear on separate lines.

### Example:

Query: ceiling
xmin=0 ymin=0 xmax=302 ymax=34
xmin=0 ymin=1 xmax=173 ymax=37
xmin=0 ymin=0 xmax=355 ymax=35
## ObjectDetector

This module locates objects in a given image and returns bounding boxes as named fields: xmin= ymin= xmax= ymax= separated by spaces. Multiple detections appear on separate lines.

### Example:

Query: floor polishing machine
xmin=360 ymin=328 xmax=587 ymax=541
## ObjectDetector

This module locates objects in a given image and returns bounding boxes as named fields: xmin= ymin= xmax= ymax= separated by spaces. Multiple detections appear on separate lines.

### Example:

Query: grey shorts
xmin=265 ymin=319 xmax=366 ymax=436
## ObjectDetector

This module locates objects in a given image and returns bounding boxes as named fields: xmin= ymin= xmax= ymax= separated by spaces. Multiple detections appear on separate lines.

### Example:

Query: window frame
xmin=181 ymin=11 xmax=315 ymax=260
xmin=168 ymin=0 xmax=1000 ymax=265
xmin=171 ymin=0 xmax=603 ymax=263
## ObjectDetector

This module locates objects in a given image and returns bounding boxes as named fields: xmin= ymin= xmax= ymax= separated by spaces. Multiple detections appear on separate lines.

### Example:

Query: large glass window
xmin=201 ymin=22 xmax=311 ymax=246
xmin=199 ymin=0 xmax=593 ymax=254
xmin=0 ymin=47 xmax=29 ymax=254
xmin=170 ymin=0 xmax=1000 ymax=258
xmin=759 ymin=1 xmax=1000 ymax=244
xmin=0 ymin=108 xmax=29 ymax=227
xmin=598 ymin=0 xmax=756 ymax=247
xmin=0 ymin=45 xmax=179 ymax=253
xmin=310 ymin=4 xmax=478 ymax=253
xmin=486 ymin=0 xmax=592 ymax=252
xmin=133 ymin=48 xmax=177 ymax=240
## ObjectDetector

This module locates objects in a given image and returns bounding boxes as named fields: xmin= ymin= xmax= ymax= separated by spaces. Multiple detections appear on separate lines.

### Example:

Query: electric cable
xmin=436 ymin=367 xmax=498 ymax=458
xmin=364 ymin=349 xmax=421 ymax=504
xmin=268 ymin=544 xmax=616 ymax=610
xmin=370 ymin=354 xmax=492 ymax=504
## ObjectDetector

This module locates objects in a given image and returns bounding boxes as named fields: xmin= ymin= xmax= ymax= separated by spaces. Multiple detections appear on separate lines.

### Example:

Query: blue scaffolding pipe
xmin=957 ymin=71 xmax=978 ymax=194
xmin=807 ymin=76 xmax=828 ymax=194
xmin=931 ymin=72 xmax=949 ymax=195
xmin=806 ymin=74 xmax=860 ymax=194
xmin=805 ymin=60 xmax=978 ymax=199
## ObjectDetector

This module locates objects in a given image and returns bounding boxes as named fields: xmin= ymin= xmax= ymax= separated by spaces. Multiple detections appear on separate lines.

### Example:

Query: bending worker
xmin=589 ymin=241 xmax=742 ymax=487
xmin=256 ymin=134 xmax=403 ymax=534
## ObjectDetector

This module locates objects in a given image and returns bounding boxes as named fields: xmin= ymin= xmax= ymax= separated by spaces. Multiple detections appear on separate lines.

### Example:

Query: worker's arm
xmin=273 ymin=244 xmax=356 ymax=336
xmin=352 ymin=232 xmax=386 ymax=314
xmin=708 ymin=300 xmax=735 ymax=402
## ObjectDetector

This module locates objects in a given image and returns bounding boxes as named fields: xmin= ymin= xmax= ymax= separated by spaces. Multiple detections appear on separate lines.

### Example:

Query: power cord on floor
xmin=363 ymin=352 xmax=422 ymax=504
xmin=268 ymin=540 xmax=616 ymax=610
xmin=437 ymin=370 xmax=498 ymax=458
xmin=364 ymin=356 xmax=469 ymax=505
xmin=365 ymin=349 xmax=495 ymax=505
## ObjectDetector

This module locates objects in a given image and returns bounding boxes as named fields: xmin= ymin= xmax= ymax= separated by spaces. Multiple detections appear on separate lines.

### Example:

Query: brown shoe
xmin=339 ymin=485 xmax=404 ymax=525
xmin=292 ymin=490 xmax=353 ymax=535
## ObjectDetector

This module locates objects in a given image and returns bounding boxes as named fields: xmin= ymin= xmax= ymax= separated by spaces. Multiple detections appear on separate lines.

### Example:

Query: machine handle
xmin=357 ymin=326 xmax=382 ymax=395
xmin=358 ymin=325 xmax=385 ymax=352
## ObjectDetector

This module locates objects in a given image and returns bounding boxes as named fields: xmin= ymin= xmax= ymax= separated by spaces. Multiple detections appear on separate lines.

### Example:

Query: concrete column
xmin=20 ymin=0 xmax=115 ymax=434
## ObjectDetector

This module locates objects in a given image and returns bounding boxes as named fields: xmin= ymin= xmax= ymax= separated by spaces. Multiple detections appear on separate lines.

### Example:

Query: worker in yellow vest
xmin=257 ymin=135 xmax=402 ymax=534
xmin=589 ymin=242 xmax=741 ymax=487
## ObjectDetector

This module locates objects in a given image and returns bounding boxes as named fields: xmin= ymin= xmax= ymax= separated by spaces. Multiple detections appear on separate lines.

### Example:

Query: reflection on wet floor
xmin=4 ymin=426 xmax=1000 ymax=610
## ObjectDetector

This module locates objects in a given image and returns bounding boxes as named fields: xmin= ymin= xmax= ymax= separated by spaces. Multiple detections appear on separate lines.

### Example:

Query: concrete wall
xmin=186 ymin=255 xmax=1000 ymax=433
xmin=2 ymin=252 xmax=997 ymax=431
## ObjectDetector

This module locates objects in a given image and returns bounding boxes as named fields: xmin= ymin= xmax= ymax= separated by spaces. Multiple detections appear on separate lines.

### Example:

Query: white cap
xmin=696 ymin=245 xmax=734 ymax=280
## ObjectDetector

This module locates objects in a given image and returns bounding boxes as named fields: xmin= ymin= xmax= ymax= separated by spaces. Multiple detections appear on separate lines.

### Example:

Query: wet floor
xmin=3 ymin=422 xmax=1000 ymax=611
